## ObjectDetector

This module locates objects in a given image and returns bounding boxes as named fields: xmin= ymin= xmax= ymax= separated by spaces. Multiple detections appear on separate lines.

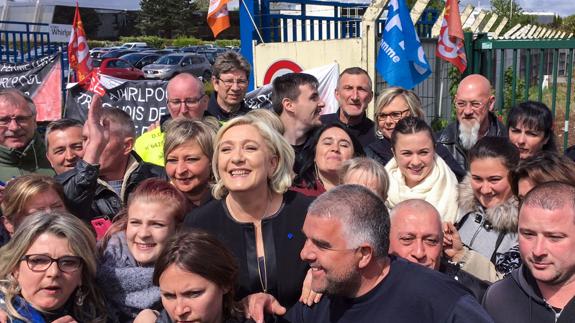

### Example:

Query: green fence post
xmin=564 ymin=49 xmax=574 ymax=150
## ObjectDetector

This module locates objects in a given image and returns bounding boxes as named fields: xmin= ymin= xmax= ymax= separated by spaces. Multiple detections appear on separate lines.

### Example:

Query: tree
xmin=137 ymin=0 xmax=200 ymax=38
xmin=562 ymin=14 xmax=575 ymax=34
xmin=490 ymin=0 xmax=523 ymax=20
xmin=489 ymin=0 xmax=533 ymax=35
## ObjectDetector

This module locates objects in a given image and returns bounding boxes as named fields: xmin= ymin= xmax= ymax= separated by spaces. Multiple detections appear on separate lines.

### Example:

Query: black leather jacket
xmin=436 ymin=113 xmax=507 ymax=170
xmin=55 ymin=152 xmax=167 ymax=222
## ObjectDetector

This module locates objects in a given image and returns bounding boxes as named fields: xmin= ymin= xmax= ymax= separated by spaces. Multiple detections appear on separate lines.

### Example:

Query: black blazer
xmin=184 ymin=190 xmax=313 ymax=308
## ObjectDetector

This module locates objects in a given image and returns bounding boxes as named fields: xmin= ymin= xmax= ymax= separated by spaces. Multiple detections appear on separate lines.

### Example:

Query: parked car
xmin=120 ymin=42 xmax=149 ymax=49
xmin=145 ymin=49 xmax=180 ymax=55
xmin=120 ymin=52 xmax=162 ymax=69
xmin=93 ymin=58 xmax=144 ymax=80
xmin=142 ymin=53 xmax=212 ymax=80
xmin=90 ymin=46 xmax=121 ymax=58
xmin=181 ymin=45 xmax=202 ymax=53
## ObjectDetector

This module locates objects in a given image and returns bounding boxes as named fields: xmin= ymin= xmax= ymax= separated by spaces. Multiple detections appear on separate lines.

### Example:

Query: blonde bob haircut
xmin=374 ymin=87 xmax=424 ymax=124
xmin=164 ymin=117 xmax=218 ymax=162
xmin=0 ymin=211 xmax=107 ymax=322
xmin=339 ymin=157 xmax=390 ymax=200
xmin=212 ymin=116 xmax=294 ymax=199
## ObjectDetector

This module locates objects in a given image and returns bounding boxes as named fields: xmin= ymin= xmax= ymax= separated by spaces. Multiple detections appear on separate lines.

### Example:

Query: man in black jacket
xmin=320 ymin=67 xmax=375 ymax=148
xmin=436 ymin=74 xmax=506 ymax=170
xmin=272 ymin=72 xmax=325 ymax=173
xmin=483 ymin=182 xmax=575 ymax=323
xmin=55 ymin=96 xmax=166 ymax=223
xmin=389 ymin=199 xmax=490 ymax=301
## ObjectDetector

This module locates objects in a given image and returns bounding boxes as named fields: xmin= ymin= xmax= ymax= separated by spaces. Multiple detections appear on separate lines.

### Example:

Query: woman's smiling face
xmin=393 ymin=131 xmax=435 ymax=188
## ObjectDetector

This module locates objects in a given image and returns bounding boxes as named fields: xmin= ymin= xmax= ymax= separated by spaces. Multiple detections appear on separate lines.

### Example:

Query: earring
xmin=75 ymin=286 xmax=87 ymax=306
xmin=9 ymin=273 xmax=21 ymax=294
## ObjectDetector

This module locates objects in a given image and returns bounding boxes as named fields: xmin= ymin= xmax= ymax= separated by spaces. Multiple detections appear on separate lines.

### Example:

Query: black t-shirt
xmin=184 ymin=190 xmax=314 ymax=308
xmin=281 ymin=256 xmax=493 ymax=323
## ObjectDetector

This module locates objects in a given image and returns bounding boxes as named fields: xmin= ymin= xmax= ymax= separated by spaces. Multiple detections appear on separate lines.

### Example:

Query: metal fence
xmin=0 ymin=20 xmax=68 ymax=110
xmin=259 ymin=0 xmax=438 ymax=42
xmin=468 ymin=33 xmax=575 ymax=148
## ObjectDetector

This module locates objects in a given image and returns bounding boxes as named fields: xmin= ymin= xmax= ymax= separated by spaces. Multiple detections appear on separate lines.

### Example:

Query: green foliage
xmin=561 ymin=15 xmax=575 ymax=34
xmin=489 ymin=0 xmax=531 ymax=34
xmin=137 ymin=0 xmax=199 ymax=38
xmin=87 ymin=40 xmax=116 ymax=48
xmin=431 ymin=117 xmax=449 ymax=132
xmin=214 ymin=39 xmax=241 ymax=47
xmin=448 ymin=66 xmax=463 ymax=120
xmin=500 ymin=66 xmax=525 ymax=121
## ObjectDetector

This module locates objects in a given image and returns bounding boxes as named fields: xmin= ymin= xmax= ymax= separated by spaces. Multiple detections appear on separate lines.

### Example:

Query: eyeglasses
xmin=217 ymin=77 xmax=249 ymax=88
xmin=0 ymin=114 xmax=34 ymax=126
xmin=167 ymin=95 xmax=205 ymax=107
xmin=454 ymin=100 xmax=489 ymax=110
xmin=377 ymin=108 xmax=411 ymax=122
xmin=20 ymin=254 xmax=83 ymax=273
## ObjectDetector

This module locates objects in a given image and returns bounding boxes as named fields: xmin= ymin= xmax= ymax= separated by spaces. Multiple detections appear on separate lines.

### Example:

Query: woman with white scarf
xmin=385 ymin=116 xmax=459 ymax=223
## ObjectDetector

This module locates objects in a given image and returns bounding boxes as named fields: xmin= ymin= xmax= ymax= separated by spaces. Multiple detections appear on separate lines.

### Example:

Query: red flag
xmin=436 ymin=0 xmax=467 ymax=73
xmin=207 ymin=0 xmax=230 ymax=38
xmin=86 ymin=71 xmax=106 ymax=96
xmin=68 ymin=3 xmax=92 ymax=83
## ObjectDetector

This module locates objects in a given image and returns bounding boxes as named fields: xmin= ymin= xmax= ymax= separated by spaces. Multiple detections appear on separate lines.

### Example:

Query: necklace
xmin=257 ymin=252 xmax=268 ymax=293
xmin=226 ymin=193 xmax=272 ymax=293
xmin=257 ymin=195 xmax=272 ymax=293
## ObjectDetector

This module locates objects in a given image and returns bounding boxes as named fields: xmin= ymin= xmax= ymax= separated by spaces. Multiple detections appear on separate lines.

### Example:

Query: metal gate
xmin=468 ymin=32 xmax=575 ymax=149
xmin=0 ymin=20 xmax=68 ymax=110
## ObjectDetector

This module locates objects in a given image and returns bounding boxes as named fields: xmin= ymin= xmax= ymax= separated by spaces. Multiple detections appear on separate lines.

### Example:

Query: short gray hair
xmin=0 ymin=88 xmax=36 ymax=115
xmin=389 ymin=199 xmax=443 ymax=240
xmin=307 ymin=184 xmax=389 ymax=258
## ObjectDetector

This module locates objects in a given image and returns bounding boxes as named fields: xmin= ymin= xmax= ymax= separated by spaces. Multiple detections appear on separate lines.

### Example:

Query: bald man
xmin=389 ymin=199 xmax=490 ymax=300
xmin=134 ymin=73 xmax=211 ymax=166
xmin=436 ymin=74 xmax=507 ymax=170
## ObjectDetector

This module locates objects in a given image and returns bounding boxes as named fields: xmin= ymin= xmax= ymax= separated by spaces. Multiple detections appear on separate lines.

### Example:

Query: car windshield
xmin=155 ymin=55 xmax=183 ymax=65
xmin=121 ymin=54 xmax=144 ymax=64
xmin=93 ymin=60 xmax=102 ymax=67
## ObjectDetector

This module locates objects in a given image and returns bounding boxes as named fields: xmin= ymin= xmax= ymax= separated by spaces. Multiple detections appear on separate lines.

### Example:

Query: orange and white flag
xmin=68 ymin=3 xmax=92 ymax=83
xmin=436 ymin=0 xmax=467 ymax=73
xmin=207 ymin=0 xmax=230 ymax=38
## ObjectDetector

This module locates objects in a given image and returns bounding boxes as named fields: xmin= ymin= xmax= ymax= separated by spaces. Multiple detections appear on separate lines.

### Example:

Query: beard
xmin=459 ymin=121 xmax=480 ymax=150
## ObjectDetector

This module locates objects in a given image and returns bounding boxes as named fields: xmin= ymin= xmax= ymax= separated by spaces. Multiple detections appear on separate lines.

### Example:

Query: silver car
xmin=142 ymin=53 xmax=212 ymax=80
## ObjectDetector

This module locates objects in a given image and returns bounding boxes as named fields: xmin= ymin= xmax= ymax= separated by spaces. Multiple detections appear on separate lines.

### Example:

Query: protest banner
xmin=0 ymin=52 xmax=63 ymax=121
xmin=65 ymin=77 xmax=168 ymax=135
xmin=65 ymin=63 xmax=340 ymax=136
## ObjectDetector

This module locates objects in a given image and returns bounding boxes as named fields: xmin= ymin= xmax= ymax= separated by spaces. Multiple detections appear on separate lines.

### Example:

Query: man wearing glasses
xmin=437 ymin=74 xmax=507 ymax=170
xmin=135 ymin=73 xmax=210 ymax=166
xmin=0 ymin=88 xmax=54 ymax=183
xmin=208 ymin=51 xmax=252 ymax=122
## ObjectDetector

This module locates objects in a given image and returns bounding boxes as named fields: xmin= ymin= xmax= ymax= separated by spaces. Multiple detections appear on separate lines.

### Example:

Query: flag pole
xmin=241 ymin=0 xmax=265 ymax=44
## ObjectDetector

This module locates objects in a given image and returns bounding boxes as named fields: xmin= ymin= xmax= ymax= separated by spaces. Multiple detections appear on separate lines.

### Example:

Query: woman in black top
xmin=184 ymin=115 xmax=313 ymax=309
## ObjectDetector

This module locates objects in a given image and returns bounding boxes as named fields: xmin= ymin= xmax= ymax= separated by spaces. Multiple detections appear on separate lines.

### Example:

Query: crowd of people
xmin=1 ymin=50 xmax=575 ymax=322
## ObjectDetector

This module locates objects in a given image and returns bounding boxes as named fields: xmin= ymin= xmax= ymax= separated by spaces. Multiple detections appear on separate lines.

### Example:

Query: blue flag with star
xmin=376 ymin=0 xmax=431 ymax=89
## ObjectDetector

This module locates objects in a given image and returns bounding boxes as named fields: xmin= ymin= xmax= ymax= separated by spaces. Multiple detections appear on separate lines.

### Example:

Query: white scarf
xmin=385 ymin=155 xmax=459 ymax=223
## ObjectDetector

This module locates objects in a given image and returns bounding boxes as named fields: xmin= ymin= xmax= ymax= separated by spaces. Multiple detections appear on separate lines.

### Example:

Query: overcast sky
xmin=460 ymin=0 xmax=575 ymax=17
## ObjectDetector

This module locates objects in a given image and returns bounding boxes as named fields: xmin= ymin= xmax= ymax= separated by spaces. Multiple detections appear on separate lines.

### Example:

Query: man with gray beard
xmin=436 ymin=74 xmax=506 ymax=170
